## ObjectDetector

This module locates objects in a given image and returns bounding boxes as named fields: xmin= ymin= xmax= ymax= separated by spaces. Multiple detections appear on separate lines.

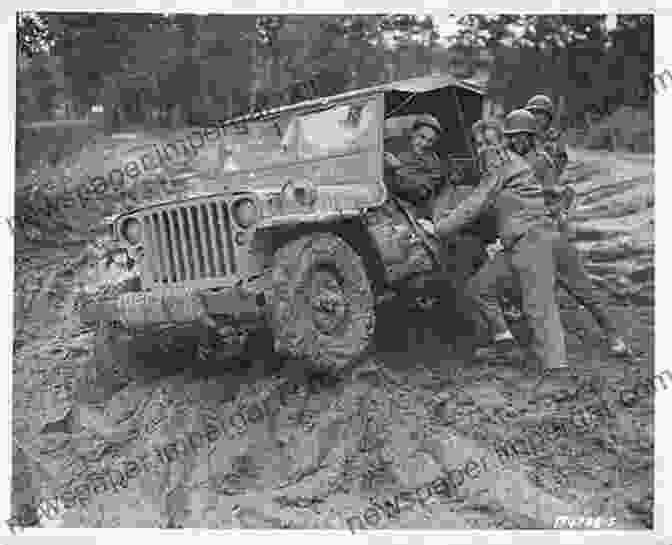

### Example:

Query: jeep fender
xmin=251 ymin=216 xmax=387 ymax=295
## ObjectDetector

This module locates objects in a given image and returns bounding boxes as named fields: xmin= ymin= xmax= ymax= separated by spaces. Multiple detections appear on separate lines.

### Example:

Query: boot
xmin=472 ymin=333 xmax=524 ymax=365
xmin=607 ymin=335 xmax=631 ymax=358
xmin=531 ymin=366 xmax=580 ymax=402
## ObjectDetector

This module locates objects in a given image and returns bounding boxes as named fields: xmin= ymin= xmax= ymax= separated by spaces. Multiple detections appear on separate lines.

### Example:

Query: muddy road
xmin=10 ymin=145 xmax=654 ymax=530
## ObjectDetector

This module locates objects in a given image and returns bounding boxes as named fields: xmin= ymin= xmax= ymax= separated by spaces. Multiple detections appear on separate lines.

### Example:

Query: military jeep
xmin=78 ymin=75 xmax=488 ymax=374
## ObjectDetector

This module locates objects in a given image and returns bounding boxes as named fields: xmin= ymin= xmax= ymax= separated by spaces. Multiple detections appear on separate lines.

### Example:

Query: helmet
xmin=525 ymin=94 xmax=555 ymax=117
xmin=471 ymin=119 xmax=487 ymax=136
xmin=472 ymin=118 xmax=502 ymax=135
xmin=502 ymin=109 xmax=538 ymax=135
xmin=412 ymin=114 xmax=442 ymax=135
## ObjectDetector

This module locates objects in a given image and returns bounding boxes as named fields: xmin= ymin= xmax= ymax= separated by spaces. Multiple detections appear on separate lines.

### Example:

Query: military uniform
xmin=524 ymin=134 xmax=625 ymax=351
xmin=539 ymin=127 xmax=569 ymax=177
xmin=435 ymin=141 xmax=567 ymax=372
xmin=524 ymin=95 xmax=569 ymax=178
xmin=527 ymin=148 xmax=622 ymax=344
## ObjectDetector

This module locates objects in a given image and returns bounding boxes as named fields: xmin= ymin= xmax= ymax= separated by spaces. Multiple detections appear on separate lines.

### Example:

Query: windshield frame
xmin=217 ymin=94 xmax=384 ymax=177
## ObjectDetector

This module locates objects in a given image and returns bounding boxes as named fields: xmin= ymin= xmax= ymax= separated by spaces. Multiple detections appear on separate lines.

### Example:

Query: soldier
xmin=383 ymin=114 xmax=445 ymax=220
xmin=524 ymin=94 xmax=569 ymax=177
xmin=520 ymin=110 xmax=631 ymax=358
xmin=466 ymin=119 xmax=519 ymax=358
xmin=384 ymin=115 xmax=489 ymax=346
xmin=436 ymin=109 xmax=578 ymax=399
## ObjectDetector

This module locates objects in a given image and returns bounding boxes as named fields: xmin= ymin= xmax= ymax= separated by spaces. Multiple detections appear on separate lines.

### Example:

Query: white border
xmin=1 ymin=5 xmax=667 ymax=544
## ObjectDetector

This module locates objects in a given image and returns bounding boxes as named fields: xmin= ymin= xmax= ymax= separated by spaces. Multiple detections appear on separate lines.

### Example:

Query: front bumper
xmin=77 ymin=284 xmax=267 ymax=329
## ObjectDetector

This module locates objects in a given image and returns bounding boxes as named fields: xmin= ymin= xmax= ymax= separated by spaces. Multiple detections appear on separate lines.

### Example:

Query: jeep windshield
xmin=220 ymin=97 xmax=379 ymax=173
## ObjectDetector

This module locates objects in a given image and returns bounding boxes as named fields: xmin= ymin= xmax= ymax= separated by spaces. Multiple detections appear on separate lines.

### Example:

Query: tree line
xmin=451 ymin=14 xmax=653 ymax=127
xmin=16 ymin=13 xmax=653 ymax=131
xmin=17 ymin=14 xmax=443 ymax=129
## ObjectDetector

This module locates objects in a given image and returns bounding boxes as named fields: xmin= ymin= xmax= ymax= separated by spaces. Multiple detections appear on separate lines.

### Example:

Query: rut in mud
xmin=11 ymin=146 xmax=654 ymax=530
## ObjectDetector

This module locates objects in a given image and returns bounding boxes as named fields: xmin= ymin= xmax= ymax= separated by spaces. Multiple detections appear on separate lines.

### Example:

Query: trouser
xmin=440 ymin=232 xmax=488 ymax=283
xmin=440 ymin=232 xmax=513 ymax=346
xmin=437 ymin=232 xmax=492 ymax=350
xmin=553 ymin=233 xmax=618 ymax=337
xmin=467 ymin=226 xmax=567 ymax=371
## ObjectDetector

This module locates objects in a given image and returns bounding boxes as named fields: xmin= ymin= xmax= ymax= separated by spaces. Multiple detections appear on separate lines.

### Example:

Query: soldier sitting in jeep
xmin=383 ymin=114 xmax=445 ymax=221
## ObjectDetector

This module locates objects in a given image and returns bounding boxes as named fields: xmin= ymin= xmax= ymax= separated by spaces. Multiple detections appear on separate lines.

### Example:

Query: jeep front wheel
xmin=269 ymin=233 xmax=375 ymax=374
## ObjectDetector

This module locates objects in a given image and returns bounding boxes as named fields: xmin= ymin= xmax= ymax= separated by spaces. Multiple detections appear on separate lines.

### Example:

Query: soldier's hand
xmin=486 ymin=239 xmax=504 ymax=259
xmin=417 ymin=183 xmax=433 ymax=201
xmin=561 ymin=186 xmax=577 ymax=212
xmin=384 ymin=151 xmax=402 ymax=169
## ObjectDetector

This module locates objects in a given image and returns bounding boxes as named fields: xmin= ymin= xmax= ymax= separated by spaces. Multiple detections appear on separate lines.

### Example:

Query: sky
xmin=432 ymin=13 xmax=460 ymax=42
xmin=431 ymin=13 xmax=619 ymax=43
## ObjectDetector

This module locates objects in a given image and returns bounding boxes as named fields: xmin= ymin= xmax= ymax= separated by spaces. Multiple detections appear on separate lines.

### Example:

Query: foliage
xmin=17 ymin=14 xmax=653 ymax=134
xmin=17 ymin=53 xmax=66 ymax=123
xmin=20 ymin=14 xmax=443 ymax=129
xmin=17 ymin=12 xmax=52 ymax=58
xmin=454 ymin=14 xmax=653 ymax=125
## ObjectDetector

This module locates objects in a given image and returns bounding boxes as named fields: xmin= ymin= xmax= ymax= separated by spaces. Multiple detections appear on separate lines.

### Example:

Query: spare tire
xmin=268 ymin=233 xmax=375 ymax=374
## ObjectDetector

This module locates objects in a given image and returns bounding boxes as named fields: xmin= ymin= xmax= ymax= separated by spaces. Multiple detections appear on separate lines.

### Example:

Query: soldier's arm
xmin=545 ymin=134 xmax=569 ymax=177
xmin=555 ymin=140 xmax=569 ymax=175
xmin=385 ymin=168 xmax=432 ymax=204
xmin=434 ymin=168 xmax=504 ymax=238
xmin=535 ymin=152 xmax=558 ymax=189
xmin=536 ymin=151 xmax=573 ymax=214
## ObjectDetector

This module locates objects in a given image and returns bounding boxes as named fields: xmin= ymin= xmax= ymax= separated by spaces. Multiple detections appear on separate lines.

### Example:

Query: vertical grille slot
xmin=198 ymin=204 xmax=214 ymax=277
xmin=207 ymin=201 xmax=225 ymax=276
xmin=222 ymin=202 xmax=237 ymax=274
xmin=183 ymin=205 xmax=201 ymax=279
xmin=189 ymin=206 xmax=206 ymax=278
xmin=159 ymin=211 xmax=176 ymax=283
xmin=176 ymin=208 xmax=194 ymax=281
xmin=166 ymin=210 xmax=184 ymax=281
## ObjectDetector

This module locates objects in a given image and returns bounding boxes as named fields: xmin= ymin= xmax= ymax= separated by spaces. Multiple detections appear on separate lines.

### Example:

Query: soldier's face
xmin=509 ymin=133 xmax=533 ymax=155
xmin=531 ymin=110 xmax=551 ymax=131
xmin=483 ymin=128 xmax=501 ymax=146
xmin=411 ymin=126 xmax=438 ymax=156
xmin=473 ymin=132 xmax=487 ymax=153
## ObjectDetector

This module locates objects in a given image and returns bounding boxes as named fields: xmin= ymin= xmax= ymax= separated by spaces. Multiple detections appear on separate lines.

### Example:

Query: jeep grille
xmin=137 ymin=198 xmax=237 ymax=288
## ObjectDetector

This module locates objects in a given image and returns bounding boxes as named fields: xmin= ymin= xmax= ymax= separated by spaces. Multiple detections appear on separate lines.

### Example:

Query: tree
xmin=452 ymin=14 xmax=651 ymax=125
xmin=17 ymin=53 xmax=65 ymax=122
xmin=17 ymin=12 xmax=52 ymax=58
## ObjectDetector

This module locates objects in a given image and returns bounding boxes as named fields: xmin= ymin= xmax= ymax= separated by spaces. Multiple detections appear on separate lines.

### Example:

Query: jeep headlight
xmin=233 ymin=198 xmax=258 ymax=229
xmin=119 ymin=217 xmax=142 ymax=245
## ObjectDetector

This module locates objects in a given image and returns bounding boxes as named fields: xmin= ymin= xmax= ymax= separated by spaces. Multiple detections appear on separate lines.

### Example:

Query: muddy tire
xmin=268 ymin=233 xmax=375 ymax=374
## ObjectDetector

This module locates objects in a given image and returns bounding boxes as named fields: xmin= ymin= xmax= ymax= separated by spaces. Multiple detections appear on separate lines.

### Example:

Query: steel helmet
xmin=525 ymin=94 xmax=555 ymax=117
xmin=412 ymin=114 xmax=443 ymax=135
xmin=503 ymin=109 xmax=538 ymax=135
xmin=471 ymin=119 xmax=487 ymax=136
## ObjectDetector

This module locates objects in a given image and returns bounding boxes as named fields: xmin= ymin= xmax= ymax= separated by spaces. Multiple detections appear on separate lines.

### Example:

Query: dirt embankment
xmin=10 ymin=143 xmax=654 ymax=530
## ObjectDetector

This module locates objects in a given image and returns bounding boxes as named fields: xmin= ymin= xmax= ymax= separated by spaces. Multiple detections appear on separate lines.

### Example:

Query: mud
xmin=11 ymin=144 xmax=654 ymax=530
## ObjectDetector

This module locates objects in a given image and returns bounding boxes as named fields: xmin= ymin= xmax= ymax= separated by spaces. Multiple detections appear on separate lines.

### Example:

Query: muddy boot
xmin=607 ymin=335 xmax=632 ymax=358
xmin=472 ymin=334 xmax=524 ymax=366
xmin=530 ymin=366 xmax=580 ymax=402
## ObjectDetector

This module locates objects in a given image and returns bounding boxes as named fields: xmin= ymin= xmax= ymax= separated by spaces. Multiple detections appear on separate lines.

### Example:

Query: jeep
xmin=77 ymin=74 xmax=489 ymax=375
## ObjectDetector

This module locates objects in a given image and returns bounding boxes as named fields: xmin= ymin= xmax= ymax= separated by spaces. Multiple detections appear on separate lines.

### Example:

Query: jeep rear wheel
xmin=269 ymin=233 xmax=375 ymax=374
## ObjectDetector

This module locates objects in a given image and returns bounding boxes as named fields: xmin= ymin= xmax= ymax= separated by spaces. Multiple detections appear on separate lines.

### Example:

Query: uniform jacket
xmin=435 ymin=148 xmax=550 ymax=246
xmin=525 ymin=148 xmax=557 ymax=189
xmin=540 ymin=127 xmax=569 ymax=176
xmin=525 ymin=147 xmax=575 ymax=219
